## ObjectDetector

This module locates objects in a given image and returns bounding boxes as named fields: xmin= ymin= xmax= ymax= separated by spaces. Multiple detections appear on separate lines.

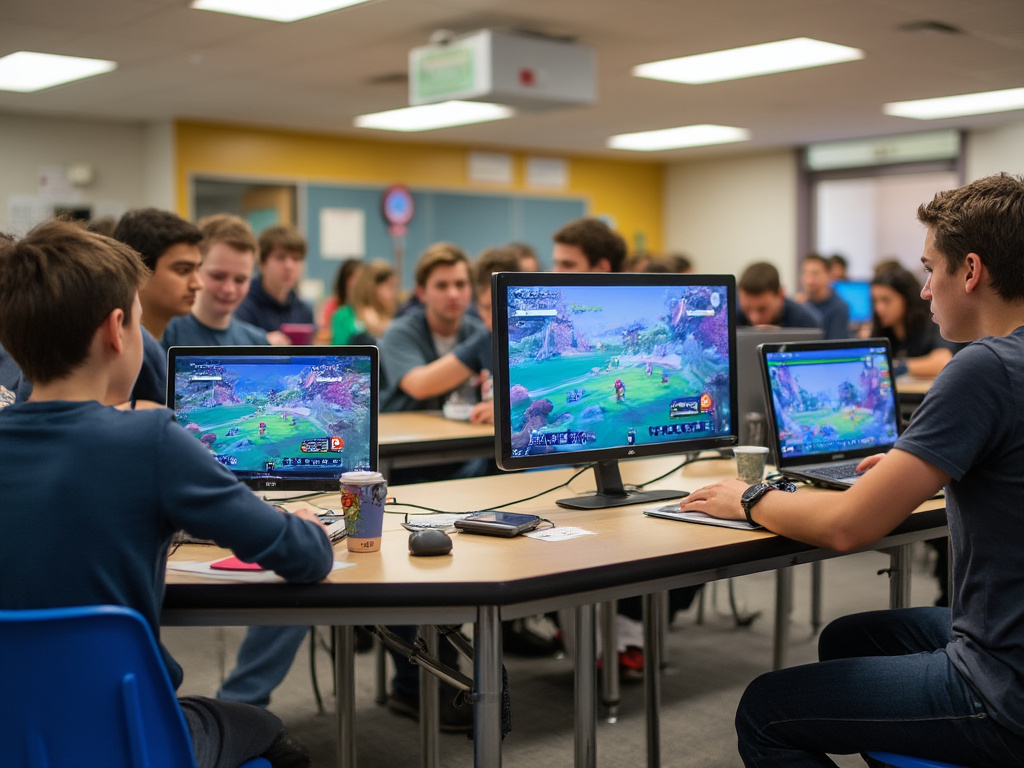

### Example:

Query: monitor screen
xmin=491 ymin=272 xmax=737 ymax=509
xmin=832 ymin=280 xmax=872 ymax=325
xmin=166 ymin=345 xmax=378 ymax=492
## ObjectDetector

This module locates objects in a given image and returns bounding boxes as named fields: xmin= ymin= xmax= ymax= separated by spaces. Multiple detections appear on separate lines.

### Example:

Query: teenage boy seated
xmin=736 ymin=261 xmax=823 ymax=330
xmin=162 ymin=214 xmax=269 ymax=348
xmin=682 ymin=173 xmax=1024 ymax=766
xmin=108 ymin=209 xmax=203 ymax=401
xmin=379 ymin=242 xmax=490 ymax=416
xmin=800 ymin=252 xmax=850 ymax=339
xmin=236 ymin=224 xmax=315 ymax=345
xmin=551 ymin=217 xmax=627 ymax=273
xmin=0 ymin=219 xmax=333 ymax=768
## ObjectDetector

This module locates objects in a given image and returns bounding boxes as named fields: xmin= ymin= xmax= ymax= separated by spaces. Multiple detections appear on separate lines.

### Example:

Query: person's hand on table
xmin=679 ymin=478 xmax=748 ymax=521
xmin=469 ymin=399 xmax=494 ymax=424
xmin=288 ymin=507 xmax=331 ymax=538
xmin=266 ymin=330 xmax=292 ymax=346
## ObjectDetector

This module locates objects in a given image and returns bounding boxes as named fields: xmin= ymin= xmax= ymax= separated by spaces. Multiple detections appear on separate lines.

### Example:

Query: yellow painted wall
xmin=175 ymin=120 xmax=663 ymax=253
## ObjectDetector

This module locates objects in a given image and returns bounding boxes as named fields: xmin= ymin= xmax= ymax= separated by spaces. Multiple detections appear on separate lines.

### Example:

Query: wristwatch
xmin=740 ymin=480 xmax=797 ymax=526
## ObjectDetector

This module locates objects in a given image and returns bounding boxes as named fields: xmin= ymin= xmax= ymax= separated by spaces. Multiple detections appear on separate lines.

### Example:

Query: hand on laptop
xmin=290 ymin=507 xmax=331 ymax=537
xmin=856 ymin=454 xmax=886 ymax=474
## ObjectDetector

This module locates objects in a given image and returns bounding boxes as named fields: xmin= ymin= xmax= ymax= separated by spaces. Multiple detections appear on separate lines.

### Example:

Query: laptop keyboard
xmin=807 ymin=462 xmax=861 ymax=481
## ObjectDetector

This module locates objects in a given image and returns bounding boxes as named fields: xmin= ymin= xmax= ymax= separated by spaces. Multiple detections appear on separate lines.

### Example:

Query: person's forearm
xmin=906 ymin=348 xmax=952 ymax=378
xmin=399 ymin=354 xmax=474 ymax=400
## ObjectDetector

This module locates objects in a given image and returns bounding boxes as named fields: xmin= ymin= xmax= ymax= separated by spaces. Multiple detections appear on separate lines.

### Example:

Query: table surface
xmin=164 ymin=456 xmax=946 ymax=618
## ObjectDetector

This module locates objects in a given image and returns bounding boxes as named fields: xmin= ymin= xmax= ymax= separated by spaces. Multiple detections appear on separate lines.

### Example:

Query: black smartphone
xmin=453 ymin=511 xmax=542 ymax=538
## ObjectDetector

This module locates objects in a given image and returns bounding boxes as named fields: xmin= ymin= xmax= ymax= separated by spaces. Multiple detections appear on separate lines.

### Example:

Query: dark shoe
xmin=354 ymin=625 xmax=375 ymax=653
xmin=261 ymin=731 xmax=312 ymax=768
xmin=387 ymin=689 xmax=474 ymax=733
xmin=502 ymin=616 xmax=562 ymax=657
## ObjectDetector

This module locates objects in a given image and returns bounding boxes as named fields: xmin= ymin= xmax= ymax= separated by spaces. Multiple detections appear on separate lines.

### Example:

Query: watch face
xmin=742 ymin=483 xmax=765 ymax=503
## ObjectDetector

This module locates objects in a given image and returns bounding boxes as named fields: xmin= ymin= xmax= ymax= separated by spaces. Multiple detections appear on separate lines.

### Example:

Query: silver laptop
xmin=757 ymin=338 xmax=902 ymax=489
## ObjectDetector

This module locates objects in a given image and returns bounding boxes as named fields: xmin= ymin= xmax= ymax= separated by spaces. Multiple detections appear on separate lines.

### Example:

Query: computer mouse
xmin=408 ymin=528 xmax=453 ymax=557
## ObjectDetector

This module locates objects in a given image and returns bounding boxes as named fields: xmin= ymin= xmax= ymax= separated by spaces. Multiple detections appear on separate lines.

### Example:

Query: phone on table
xmin=453 ymin=511 xmax=542 ymax=538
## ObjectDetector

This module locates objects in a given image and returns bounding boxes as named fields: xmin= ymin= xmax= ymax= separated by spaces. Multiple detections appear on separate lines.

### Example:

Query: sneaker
xmin=502 ymin=615 xmax=563 ymax=657
xmin=386 ymin=689 xmax=474 ymax=733
xmin=618 ymin=646 xmax=644 ymax=683
xmin=261 ymin=731 xmax=312 ymax=768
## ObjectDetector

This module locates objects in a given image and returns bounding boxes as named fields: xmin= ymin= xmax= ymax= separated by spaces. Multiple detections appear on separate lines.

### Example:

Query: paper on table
xmin=168 ymin=561 xmax=355 ymax=583
xmin=523 ymin=526 xmax=596 ymax=542
xmin=643 ymin=504 xmax=761 ymax=531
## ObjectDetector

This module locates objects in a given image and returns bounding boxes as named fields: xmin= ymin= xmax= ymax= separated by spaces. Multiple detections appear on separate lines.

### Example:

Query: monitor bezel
xmin=491 ymin=271 xmax=738 ymax=473
xmin=166 ymin=344 xmax=379 ymax=492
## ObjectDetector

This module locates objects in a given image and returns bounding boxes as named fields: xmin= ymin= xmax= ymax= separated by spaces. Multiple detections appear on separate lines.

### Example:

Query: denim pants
xmin=735 ymin=607 xmax=1024 ymax=767
xmin=217 ymin=625 xmax=310 ymax=708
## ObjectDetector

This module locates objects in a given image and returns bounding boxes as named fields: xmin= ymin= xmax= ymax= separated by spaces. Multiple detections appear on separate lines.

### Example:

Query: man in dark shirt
xmin=235 ymin=225 xmax=314 ymax=344
xmin=800 ymin=253 xmax=850 ymax=339
xmin=736 ymin=261 xmax=823 ymax=330
xmin=683 ymin=173 xmax=1024 ymax=766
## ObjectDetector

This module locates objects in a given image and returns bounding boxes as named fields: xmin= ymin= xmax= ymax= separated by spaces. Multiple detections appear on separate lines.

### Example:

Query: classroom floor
xmin=165 ymin=542 xmax=944 ymax=768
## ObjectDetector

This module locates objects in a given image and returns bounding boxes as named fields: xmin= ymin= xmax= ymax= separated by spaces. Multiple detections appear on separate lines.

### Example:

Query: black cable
xmin=631 ymin=450 xmax=732 ymax=489
xmin=386 ymin=463 xmax=595 ymax=516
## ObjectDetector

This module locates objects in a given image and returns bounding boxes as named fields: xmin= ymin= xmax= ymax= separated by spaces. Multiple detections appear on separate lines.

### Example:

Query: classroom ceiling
xmin=1 ymin=0 xmax=1022 ymax=161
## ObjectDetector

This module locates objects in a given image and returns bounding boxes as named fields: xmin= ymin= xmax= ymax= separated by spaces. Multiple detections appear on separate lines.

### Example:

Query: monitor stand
xmin=556 ymin=459 xmax=688 ymax=510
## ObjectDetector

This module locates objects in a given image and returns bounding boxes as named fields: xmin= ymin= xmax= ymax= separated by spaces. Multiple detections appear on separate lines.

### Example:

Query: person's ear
xmin=594 ymin=258 xmax=612 ymax=273
xmin=103 ymin=308 xmax=127 ymax=355
xmin=414 ymin=284 xmax=426 ymax=302
xmin=963 ymin=253 xmax=983 ymax=293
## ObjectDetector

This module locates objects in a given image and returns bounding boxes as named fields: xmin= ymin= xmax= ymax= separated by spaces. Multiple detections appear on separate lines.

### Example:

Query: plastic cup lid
xmin=340 ymin=470 xmax=385 ymax=485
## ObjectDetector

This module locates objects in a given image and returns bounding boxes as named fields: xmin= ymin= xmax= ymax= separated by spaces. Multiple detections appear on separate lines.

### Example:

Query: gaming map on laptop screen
xmin=169 ymin=348 xmax=377 ymax=489
xmin=764 ymin=343 xmax=899 ymax=461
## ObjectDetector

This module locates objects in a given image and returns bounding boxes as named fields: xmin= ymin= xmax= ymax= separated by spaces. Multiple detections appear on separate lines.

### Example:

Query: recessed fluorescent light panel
xmin=191 ymin=0 xmax=372 ymax=22
xmin=0 ymin=52 xmax=116 ymax=93
xmin=354 ymin=101 xmax=515 ymax=132
xmin=634 ymin=37 xmax=864 ymax=84
xmin=608 ymin=124 xmax=750 ymax=152
xmin=884 ymin=88 xmax=1024 ymax=120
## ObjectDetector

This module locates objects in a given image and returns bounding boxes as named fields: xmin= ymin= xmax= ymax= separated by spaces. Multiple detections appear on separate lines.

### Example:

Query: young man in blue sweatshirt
xmin=0 ymin=220 xmax=334 ymax=768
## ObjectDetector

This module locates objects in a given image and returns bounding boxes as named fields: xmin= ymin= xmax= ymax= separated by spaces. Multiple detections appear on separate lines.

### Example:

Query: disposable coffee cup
xmin=734 ymin=446 xmax=769 ymax=485
xmin=340 ymin=471 xmax=387 ymax=552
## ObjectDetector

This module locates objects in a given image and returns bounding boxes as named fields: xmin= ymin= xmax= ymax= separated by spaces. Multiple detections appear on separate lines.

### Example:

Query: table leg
xmin=599 ymin=600 xmax=619 ymax=723
xmin=575 ymin=604 xmax=597 ymax=768
xmin=473 ymin=605 xmax=502 ymax=768
xmin=334 ymin=626 xmax=357 ymax=768
xmin=810 ymin=561 xmax=823 ymax=633
xmin=888 ymin=544 xmax=912 ymax=609
xmin=420 ymin=625 xmax=440 ymax=768
xmin=642 ymin=593 xmax=662 ymax=768
xmin=773 ymin=568 xmax=793 ymax=670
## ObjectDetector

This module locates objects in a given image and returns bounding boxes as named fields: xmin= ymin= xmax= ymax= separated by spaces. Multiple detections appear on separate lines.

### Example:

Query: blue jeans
xmin=217 ymin=625 xmax=309 ymax=708
xmin=736 ymin=607 xmax=1024 ymax=767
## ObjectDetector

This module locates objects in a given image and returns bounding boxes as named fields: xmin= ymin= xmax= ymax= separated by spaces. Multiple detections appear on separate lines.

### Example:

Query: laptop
xmin=166 ymin=345 xmax=379 ymax=539
xmin=757 ymin=338 xmax=902 ymax=489
xmin=735 ymin=327 xmax=822 ymax=453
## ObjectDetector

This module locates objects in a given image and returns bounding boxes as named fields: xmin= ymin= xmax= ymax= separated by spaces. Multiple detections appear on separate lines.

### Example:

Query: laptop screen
xmin=761 ymin=340 xmax=900 ymax=464
xmin=166 ymin=345 xmax=378 ymax=492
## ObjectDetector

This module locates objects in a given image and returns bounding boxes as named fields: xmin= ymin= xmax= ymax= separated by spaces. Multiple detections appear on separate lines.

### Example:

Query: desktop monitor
xmin=491 ymin=272 xmax=738 ymax=509
xmin=166 ymin=345 xmax=378 ymax=492
xmin=833 ymin=280 xmax=873 ymax=325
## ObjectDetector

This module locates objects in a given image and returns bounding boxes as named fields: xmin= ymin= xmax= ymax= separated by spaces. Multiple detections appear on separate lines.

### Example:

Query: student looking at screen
xmin=110 ymin=208 xmax=205 ymax=403
xmin=681 ymin=173 xmax=1024 ymax=766
xmin=0 ymin=220 xmax=332 ymax=768
xmin=870 ymin=262 xmax=959 ymax=377
xmin=551 ymin=217 xmax=627 ymax=273
xmin=737 ymin=261 xmax=823 ymax=330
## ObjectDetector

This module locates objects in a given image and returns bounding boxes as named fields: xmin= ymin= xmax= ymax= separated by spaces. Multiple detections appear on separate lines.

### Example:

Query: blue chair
xmin=866 ymin=752 xmax=967 ymax=768
xmin=0 ymin=604 xmax=269 ymax=768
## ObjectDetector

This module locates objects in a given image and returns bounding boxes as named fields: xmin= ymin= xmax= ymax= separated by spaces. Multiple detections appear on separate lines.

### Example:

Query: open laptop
xmin=166 ymin=345 xmax=379 ymax=538
xmin=735 ymin=327 xmax=822 ymax=454
xmin=757 ymin=338 xmax=901 ymax=489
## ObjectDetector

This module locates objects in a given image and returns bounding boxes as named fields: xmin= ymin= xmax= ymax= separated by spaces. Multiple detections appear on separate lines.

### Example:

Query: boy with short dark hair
xmin=236 ymin=224 xmax=315 ymax=345
xmin=0 ymin=219 xmax=333 ymax=768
